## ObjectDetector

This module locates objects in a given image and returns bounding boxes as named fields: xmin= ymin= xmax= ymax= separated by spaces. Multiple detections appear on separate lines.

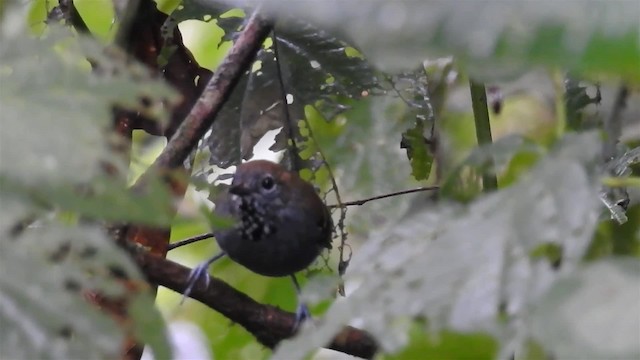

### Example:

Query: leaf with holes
xmin=0 ymin=225 xmax=171 ymax=359
xmin=200 ymin=18 xmax=379 ymax=168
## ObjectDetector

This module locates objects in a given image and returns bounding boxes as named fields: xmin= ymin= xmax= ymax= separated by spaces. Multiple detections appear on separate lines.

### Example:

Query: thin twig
xmin=167 ymin=232 xmax=214 ymax=251
xmin=167 ymin=186 xmax=440 ymax=249
xmin=328 ymin=186 xmax=439 ymax=208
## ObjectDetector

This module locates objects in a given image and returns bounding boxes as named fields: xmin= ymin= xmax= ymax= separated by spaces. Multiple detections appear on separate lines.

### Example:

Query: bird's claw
xmin=292 ymin=302 xmax=312 ymax=333
xmin=181 ymin=263 xmax=211 ymax=304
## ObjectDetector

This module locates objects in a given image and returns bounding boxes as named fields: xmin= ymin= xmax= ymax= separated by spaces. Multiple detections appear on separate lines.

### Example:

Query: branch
xmin=166 ymin=232 xmax=214 ymax=251
xmin=147 ymin=10 xmax=273 ymax=172
xmin=135 ymin=251 xmax=378 ymax=359
xmin=56 ymin=0 xmax=90 ymax=33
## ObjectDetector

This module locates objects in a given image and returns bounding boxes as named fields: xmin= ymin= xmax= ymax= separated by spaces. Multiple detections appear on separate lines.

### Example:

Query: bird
xmin=181 ymin=159 xmax=333 ymax=330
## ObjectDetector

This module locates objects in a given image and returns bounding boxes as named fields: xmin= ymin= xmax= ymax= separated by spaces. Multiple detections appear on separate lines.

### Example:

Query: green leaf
xmin=1 ymin=176 xmax=176 ymax=226
xmin=0 ymin=225 xmax=171 ymax=359
xmin=441 ymin=135 xmax=544 ymax=201
xmin=316 ymin=96 xmax=421 ymax=235
xmin=253 ymin=1 xmax=640 ymax=81
xmin=203 ymin=19 xmax=379 ymax=167
xmin=586 ymin=204 xmax=640 ymax=260
xmin=0 ymin=22 xmax=175 ymax=186
xmin=401 ymin=120 xmax=434 ymax=181
xmin=531 ymin=259 xmax=640 ymax=359
xmin=273 ymin=133 xmax=601 ymax=359
xmin=130 ymin=295 xmax=172 ymax=360
xmin=0 ymin=19 xmax=179 ymax=226
xmin=0 ymin=15 xmax=173 ymax=359
xmin=382 ymin=325 xmax=497 ymax=360
xmin=564 ymin=77 xmax=601 ymax=130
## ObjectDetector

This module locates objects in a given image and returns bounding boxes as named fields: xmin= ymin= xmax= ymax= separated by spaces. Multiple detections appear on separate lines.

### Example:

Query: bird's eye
xmin=261 ymin=176 xmax=275 ymax=191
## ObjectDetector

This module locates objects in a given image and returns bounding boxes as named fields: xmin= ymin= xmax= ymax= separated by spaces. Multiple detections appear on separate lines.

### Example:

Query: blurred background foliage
xmin=3 ymin=0 xmax=639 ymax=359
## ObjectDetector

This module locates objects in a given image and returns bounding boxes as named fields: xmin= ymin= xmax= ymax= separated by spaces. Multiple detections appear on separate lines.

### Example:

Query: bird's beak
xmin=229 ymin=183 xmax=251 ymax=196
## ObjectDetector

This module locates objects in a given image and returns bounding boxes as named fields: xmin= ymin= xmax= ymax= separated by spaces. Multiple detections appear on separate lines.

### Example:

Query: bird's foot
xmin=292 ymin=302 xmax=312 ymax=333
xmin=180 ymin=262 xmax=211 ymax=304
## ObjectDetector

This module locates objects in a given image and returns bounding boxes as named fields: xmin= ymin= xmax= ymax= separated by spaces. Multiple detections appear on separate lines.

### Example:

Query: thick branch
xmin=148 ymin=11 xmax=273 ymax=171
xmin=135 ymin=251 xmax=378 ymax=359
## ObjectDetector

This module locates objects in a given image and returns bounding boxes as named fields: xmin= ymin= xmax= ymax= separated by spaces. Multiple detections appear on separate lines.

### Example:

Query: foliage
xmin=3 ymin=1 xmax=640 ymax=360
xmin=0 ymin=8 xmax=174 ymax=359
xmin=252 ymin=0 xmax=640 ymax=81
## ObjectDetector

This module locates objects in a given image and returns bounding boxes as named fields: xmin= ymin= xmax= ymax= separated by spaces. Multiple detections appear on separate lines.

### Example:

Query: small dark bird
xmin=182 ymin=160 xmax=333 ymax=328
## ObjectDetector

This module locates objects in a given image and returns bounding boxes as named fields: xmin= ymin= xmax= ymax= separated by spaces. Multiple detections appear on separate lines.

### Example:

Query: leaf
xmin=0 ymin=225 xmax=171 ymax=359
xmin=316 ymin=96 xmax=421 ymax=235
xmin=0 ymin=21 xmax=175 ymax=186
xmin=130 ymin=295 xmax=172 ymax=360
xmin=564 ymin=76 xmax=601 ymax=130
xmin=242 ymin=0 xmax=640 ymax=82
xmin=0 ymin=19 xmax=178 ymax=226
xmin=272 ymin=133 xmax=601 ymax=359
xmin=194 ymin=11 xmax=379 ymax=167
xmin=531 ymin=259 xmax=640 ymax=359
xmin=441 ymin=135 xmax=544 ymax=201
xmin=1 ymin=176 xmax=177 ymax=226
xmin=390 ymin=69 xmax=439 ymax=181
xmin=401 ymin=121 xmax=433 ymax=181
xmin=0 ymin=15 xmax=173 ymax=359
xmin=382 ymin=325 xmax=498 ymax=360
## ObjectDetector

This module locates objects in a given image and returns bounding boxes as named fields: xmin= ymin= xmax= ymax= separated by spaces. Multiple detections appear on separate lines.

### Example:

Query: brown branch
xmin=328 ymin=186 xmax=439 ymax=208
xmin=135 ymin=251 xmax=378 ymax=359
xmin=57 ymin=0 xmax=89 ymax=33
xmin=147 ymin=10 xmax=273 ymax=172
xmin=120 ymin=6 xmax=375 ymax=359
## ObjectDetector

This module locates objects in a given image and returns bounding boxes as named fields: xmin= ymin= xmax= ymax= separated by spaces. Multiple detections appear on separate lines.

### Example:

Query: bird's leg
xmin=290 ymin=274 xmax=312 ymax=332
xmin=181 ymin=251 xmax=226 ymax=304
xmin=167 ymin=232 xmax=215 ymax=251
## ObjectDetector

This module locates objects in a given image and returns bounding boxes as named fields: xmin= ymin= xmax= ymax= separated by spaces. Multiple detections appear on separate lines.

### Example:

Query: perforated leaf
xmin=180 ymin=6 xmax=379 ymax=167
xmin=0 ymin=12 xmax=172 ymax=358
xmin=0 ymin=20 xmax=177 ymax=225
xmin=0 ymin=226 xmax=136 ymax=359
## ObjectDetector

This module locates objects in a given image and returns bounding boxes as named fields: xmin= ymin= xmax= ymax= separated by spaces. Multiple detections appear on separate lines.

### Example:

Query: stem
xmin=469 ymin=80 xmax=498 ymax=191
xmin=552 ymin=69 xmax=567 ymax=138
xmin=603 ymin=85 xmax=629 ymax=162
xmin=167 ymin=232 xmax=215 ymax=251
